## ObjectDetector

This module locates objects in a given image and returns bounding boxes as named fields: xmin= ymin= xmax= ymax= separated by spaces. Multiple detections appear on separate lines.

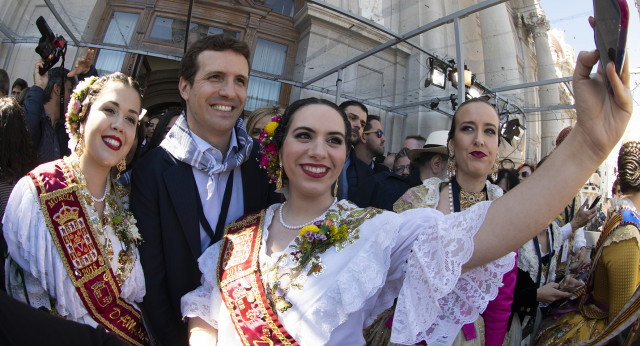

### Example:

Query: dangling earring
xmin=116 ymin=159 xmax=127 ymax=180
xmin=333 ymin=176 xmax=339 ymax=197
xmin=447 ymin=151 xmax=456 ymax=179
xmin=276 ymin=162 xmax=283 ymax=191
xmin=491 ymin=156 xmax=499 ymax=182
xmin=76 ymin=135 xmax=85 ymax=157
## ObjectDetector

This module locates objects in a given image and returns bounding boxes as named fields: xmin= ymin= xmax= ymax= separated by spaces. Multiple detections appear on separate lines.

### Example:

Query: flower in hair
xmin=66 ymin=76 xmax=99 ymax=151
xmin=258 ymin=114 xmax=282 ymax=184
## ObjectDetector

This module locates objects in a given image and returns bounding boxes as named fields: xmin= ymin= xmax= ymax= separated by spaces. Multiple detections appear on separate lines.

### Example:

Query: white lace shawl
xmin=517 ymin=222 xmax=565 ymax=285
xmin=2 ymin=176 xmax=146 ymax=327
xmin=181 ymin=200 xmax=515 ymax=345
xmin=397 ymin=177 xmax=504 ymax=212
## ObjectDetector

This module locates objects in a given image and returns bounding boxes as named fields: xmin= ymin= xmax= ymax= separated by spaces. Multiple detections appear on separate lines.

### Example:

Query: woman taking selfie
xmin=182 ymin=48 xmax=631 ymax=345
xmin=3 ymin=73 xmax=149 ymax=345
xmin=391 ymin=98 xmax=515 ymax=345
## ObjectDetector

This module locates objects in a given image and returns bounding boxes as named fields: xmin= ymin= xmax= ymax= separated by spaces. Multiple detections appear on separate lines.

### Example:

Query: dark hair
xmin=495 ymin=168 xmax=519 ymax=191
xmin=394 ymin=147 xmax=410 ymax=166
xmin=180 ymin=34 xmax=251 ymax=86
xmin=618 ymin=141 xmax=640 ymax=194
xmin=273 ymin=97 xmax=351 ymax=153
xmin=612 ymin=177 xmax=620 ymax=196
xmin=447 ymin=98 xmax=499 ymax=143
xmin=0 ymin=69 xmax=9 ymax=96
xmin=363 ymin=114 xmax=381 ymax=132
xmin=414 ymin=151 xmax=447 ymax=169
xmin=42 ymin=67 xmax=73 ymax=104
xmin=146 ymin=110 xmax=182 ymax=152
xmin=516 ymin=163 xmax=536 ymax=174
xmin=338 ymin=100 xmax=368 ymax=115
xmin=11 ymin=78 xmax=27 ymax=91
xmin=0 ymin=98 xmax=37 ymax=184
xmin=16 ymin=87 xmax=30 ymax=106
xmin=76 ymin=73 xmax=143 ymax=126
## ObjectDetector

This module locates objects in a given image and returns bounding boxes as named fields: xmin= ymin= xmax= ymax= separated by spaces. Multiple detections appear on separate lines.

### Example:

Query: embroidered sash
xmin=577 ymin=208 xmax=640 ymax=346
xmin=29 ymin=160 xmax=149 ymax=346
xmin=218 ymin=210 xmax=298 ymax=346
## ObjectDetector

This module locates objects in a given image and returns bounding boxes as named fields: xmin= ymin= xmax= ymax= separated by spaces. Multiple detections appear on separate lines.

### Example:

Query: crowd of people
xmin=0 ymin=24 xmax=637 ymax=346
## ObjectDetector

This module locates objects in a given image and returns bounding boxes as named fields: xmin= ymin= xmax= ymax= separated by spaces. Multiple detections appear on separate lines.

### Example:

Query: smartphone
xmin=589 ymin=195 xmax=602 ymax=209
xmin=593 ymin=0 xmax=629 ymax=89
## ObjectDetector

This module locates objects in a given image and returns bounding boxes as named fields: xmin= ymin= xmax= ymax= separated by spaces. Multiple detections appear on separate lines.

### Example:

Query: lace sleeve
xmin=391 ymin=201 xmax=516 ymax=345
xmin=3 ymin=176 xmax=90 ymax=319
xmin=181 ymin=243 xmax=222 ymax=329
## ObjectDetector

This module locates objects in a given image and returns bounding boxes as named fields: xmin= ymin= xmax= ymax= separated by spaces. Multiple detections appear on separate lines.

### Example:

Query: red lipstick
xmin=470 ymin=151 xmax=486 ymax=158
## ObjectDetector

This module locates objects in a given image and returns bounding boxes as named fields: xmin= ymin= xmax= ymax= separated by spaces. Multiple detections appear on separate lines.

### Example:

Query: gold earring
xmin=116 ymin=159 xmax=126 ymax=180
xmin=76 ymin=136 xmax=85 ymax=156
xmin=333 ymin=176 xmax=339 ymax=197
xmin=276 ymin=162 xmax=283 ymax=191
xmin=491 ymin=157 xmax=499 ymax=182
xmin=447 ymin=152 xmax=456 ymax=179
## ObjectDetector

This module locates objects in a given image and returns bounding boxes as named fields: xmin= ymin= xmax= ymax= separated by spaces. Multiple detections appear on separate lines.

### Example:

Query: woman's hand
xmin=570 ymin=246 xmax=588 ymax=273
xmin=537 ymin=283 xmax=573 ymax=304
xmin=571 ymin=48 xmax=632 ymax=161
xmin=559 ymin=275 xmax=584 ymax=293
xmin=570 ymin=200 xmax=598 ymax=230
xmin=188 ymin=317 xmax=217 ymax=346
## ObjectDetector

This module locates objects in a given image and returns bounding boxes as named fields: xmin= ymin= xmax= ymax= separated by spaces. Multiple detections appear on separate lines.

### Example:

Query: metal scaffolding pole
xmin=335 ymin=68 xmax=343 ymax=105
xmin=301 ymin=0 xmax=509 ymax=88
xmin=454 ymin=18 xmax=465 ymax=104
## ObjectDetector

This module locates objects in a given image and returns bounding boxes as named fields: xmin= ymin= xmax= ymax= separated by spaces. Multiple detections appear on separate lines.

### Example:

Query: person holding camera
xmin=24 ymin=48 xmax=97 ymax=164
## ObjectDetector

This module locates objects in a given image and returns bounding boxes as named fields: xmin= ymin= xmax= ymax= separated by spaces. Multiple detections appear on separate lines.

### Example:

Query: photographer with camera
xmin=24 ymin=48 xmax=97 ymax=164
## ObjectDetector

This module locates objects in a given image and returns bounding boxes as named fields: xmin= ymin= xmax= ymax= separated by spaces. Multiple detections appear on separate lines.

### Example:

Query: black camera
xmin=34 ymin=16 xmax=67 ymax=75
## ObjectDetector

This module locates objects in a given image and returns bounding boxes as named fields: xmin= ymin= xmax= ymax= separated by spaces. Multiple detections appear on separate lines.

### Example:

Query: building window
xmin=264 ymin=0 xmax=294 ymax=16
xmin=246 ymin=39 xmax=288 ymax=111
xmin=95 ymin=11 xmax=139 ymax=75
xmin=150 ymin=16 xmax=238 ymax=45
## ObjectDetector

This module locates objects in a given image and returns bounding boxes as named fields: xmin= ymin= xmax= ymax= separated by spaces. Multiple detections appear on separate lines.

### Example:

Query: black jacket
xmin=130 ymin=139 xmax=279 ymax=345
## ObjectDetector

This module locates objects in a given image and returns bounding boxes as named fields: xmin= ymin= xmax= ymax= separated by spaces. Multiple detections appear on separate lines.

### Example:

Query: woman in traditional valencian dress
xmin=182 ymin=49 xmax=632 ymax=346
xmin=389 ymin=98 xmax=516 ymax=345
xmin=535 ymin=141 xmax=640 ymax=345
xmin=3 ymin=73 xmax=149 ymax=345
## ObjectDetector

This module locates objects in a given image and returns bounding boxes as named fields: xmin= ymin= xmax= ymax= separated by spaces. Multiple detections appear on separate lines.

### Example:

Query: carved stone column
xmin=524 ymin=12 xmax=562 ymax=156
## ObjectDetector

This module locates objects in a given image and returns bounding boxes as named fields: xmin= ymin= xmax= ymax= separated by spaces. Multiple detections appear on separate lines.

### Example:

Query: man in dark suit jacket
xmin=336 ymin=100 xmax=376 ymax=207
xmin=131 ymin=35 xmax=278 ymax=346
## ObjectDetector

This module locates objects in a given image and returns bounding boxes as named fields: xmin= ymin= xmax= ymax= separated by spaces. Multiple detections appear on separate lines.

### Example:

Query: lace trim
xmin=391 ymin=201 xmax=515 ymax=344
xmin=517 ymin=222 xmax=563 ymax=284
xmin=394 ymin=178 xmax=503 ymax=214
xmin=601 ymin=224 xmax=640 ymax=250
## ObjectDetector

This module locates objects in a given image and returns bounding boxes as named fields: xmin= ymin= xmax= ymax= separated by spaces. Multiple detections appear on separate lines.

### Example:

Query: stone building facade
xmin=0 ymin=0 xmax=576 ymax=164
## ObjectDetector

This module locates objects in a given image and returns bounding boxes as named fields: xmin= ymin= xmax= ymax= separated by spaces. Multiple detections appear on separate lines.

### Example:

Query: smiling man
xmin=130 ymin=34 xmax=278 ymax=345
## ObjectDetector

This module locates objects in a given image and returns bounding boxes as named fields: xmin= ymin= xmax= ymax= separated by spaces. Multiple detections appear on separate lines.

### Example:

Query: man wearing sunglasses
xmin=355 ymin=114 xmax=387 ymax=173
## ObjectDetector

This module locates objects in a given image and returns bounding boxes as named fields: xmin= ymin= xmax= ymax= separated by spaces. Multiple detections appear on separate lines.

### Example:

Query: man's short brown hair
xmin=179 ymin=34 xmax=251 ymax=86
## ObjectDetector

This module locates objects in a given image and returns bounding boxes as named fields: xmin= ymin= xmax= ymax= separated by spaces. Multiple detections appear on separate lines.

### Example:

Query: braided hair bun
xmin=618 ymin=141 xmax=640 ymax=194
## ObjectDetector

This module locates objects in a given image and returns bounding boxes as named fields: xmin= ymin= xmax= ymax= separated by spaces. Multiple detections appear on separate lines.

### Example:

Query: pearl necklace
xmin=448 ymin=181 xmax=454 ymax=213
xmin=278 ymin=197 xmax=338 ymax=230
xmin=91 ymin=179 xmax=110 ymax=203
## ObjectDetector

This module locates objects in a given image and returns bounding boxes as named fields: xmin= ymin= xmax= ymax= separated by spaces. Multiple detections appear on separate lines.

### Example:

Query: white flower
xmin=129 ymin=224 xmax=142 ymax=241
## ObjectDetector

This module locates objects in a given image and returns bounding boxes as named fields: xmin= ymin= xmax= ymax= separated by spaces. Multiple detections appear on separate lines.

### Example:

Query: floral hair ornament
xmin=258 ymin=114 xmax=283 ymax=190
xmin=66 ymin=75 xmax=99 ymax=152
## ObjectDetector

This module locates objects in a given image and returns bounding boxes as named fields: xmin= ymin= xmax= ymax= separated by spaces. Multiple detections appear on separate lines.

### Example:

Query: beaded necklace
xmin=448 ymin=176 xmax=487 ymax=212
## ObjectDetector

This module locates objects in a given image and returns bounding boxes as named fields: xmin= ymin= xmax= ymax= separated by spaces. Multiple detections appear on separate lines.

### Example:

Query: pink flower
xmin=71 ymin=100 xmax=81 ymax=114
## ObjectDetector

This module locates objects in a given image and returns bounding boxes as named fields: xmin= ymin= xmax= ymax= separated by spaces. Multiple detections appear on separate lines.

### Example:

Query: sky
xmin=539 ymin=0 xmax=640 ymax=142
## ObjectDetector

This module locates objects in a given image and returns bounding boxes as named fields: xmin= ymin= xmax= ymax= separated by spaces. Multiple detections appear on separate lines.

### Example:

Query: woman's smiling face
xmin=280 ymin=104 xmax=347 ymax=198
xmin=81 ymin=81 xmax=141 ymax=170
